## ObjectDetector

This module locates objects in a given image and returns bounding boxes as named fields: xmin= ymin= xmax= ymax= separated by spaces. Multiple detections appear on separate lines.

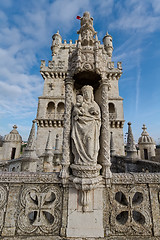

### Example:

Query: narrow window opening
xmin=144 ymin=149 xmax=148 ymax=160
xmin=109 ymin=103 xmax=115 ymax=113
xmin=11 ymin=147 xmax=16 ymax=159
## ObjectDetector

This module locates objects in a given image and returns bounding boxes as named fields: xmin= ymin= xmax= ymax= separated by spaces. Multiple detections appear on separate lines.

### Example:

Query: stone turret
xmin=103 ymin=32 xmax=113 ymax=57
xmin=51 ymin=30 xmax=62 ymax=57
xmin=126 ymin=122 xmax=138 ymax=159
xmin=138 ymin=124 xmax=156 ymax=160
xmin=2 ymin=125 xmax=22 ymax=161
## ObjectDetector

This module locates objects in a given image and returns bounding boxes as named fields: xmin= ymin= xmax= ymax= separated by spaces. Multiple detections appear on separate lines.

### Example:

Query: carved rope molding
xmin=100 ymin=78 xmax=112 ymax=178
xmin=60 ymin=77 xmax=74 ymax=179
xmin=0 ymin=172 xmax=160 ymax=184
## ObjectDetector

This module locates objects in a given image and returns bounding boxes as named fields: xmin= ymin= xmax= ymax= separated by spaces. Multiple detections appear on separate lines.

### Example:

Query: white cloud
xmin=0 ymin=0 xmax=160 ymax=141
xmin=109 ymin=0 xmax=160 ymax=33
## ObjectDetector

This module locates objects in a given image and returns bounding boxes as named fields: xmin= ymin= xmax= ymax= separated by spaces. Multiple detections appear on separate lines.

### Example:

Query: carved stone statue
xmin=71 ymin=85 xmax=101 ymax=165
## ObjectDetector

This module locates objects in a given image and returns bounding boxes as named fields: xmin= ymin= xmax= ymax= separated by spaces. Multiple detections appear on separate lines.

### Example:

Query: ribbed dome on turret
xmin=4 ymin=125 xmax=22 ymax=142
xmin=138 ymin=124 xmax=155 ymax=144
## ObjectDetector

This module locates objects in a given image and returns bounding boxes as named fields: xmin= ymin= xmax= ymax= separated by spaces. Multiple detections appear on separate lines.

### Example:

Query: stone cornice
xmin=112 ymin=173 xmax=160 ymax=184
xmin=0 ymin=172 xmax=60 ymax=183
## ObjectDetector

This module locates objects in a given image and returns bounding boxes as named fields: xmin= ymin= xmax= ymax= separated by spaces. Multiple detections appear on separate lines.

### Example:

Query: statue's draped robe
xmin=71 ymin=100 xmax=101 ymax=165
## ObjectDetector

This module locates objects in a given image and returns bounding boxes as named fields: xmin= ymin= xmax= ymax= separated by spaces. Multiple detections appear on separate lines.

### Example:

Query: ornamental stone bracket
xmin=70 ymin=164 xmax=102 ymax=212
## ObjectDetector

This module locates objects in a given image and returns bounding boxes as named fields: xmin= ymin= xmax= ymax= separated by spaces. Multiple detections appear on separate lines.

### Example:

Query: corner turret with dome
xmin=138 ymin=124 xmax=156 ymax=160
xmin=1 ymin=125 xmax=22 ymax=161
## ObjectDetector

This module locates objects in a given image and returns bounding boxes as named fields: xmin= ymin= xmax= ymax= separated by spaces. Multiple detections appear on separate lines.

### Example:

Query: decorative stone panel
xmin=110 ymin=184 xmax=152 ymax=236
xmin=149 ymin=184 xmax=160 ymax=236
xmin=0 ymin=185 xmax=8 ymax=233
xmin=17 ymin=184 xmax=62 ymax=236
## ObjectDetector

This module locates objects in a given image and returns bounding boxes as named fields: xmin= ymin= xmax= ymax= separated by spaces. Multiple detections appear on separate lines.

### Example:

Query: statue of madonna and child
xmin=71 ymin=85 xmax=101 ymax=166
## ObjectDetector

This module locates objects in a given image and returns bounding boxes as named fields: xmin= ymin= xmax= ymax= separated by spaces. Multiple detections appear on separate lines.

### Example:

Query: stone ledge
xmin=0 ymin=172 xmax=160 ymax=184
xmin=0 ymin=236 xmax=158 ymax=240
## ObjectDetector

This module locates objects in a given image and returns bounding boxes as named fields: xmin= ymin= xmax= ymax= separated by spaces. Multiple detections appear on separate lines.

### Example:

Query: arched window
xmin=47 ymin=102 xmax=55 ymax=113
xmin=144 ymin=149 xmax=148 ymax=160
xmin=57 ymin=102 xmax=64 ymax=114
xmin=109 ymin=103 xmax=116 ymax=120
xmin=109 ymin=103 xmax=115 ymax=113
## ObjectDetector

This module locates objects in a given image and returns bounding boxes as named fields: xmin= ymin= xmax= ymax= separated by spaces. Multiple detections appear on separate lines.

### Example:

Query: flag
xmin=76 ymin=16 xmax=81 ymax=20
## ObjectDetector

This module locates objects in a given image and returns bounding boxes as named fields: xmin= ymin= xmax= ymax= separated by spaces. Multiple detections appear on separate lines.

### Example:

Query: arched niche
xmin=57 ymin=102 xmax=65 ymax=114
xmin=47 ymin=101 xmax=55 ymax=113
xmin=108 ymin=102 xmax=117 ymax=120
xmin=73 ymin=71 xmax=101 ymax=91
xmin=109 ymin=102 xmax=115 ymax=113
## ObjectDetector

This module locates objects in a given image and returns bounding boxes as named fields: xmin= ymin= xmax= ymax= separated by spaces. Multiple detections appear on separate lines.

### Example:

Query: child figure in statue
xmin=72 ymin=95 xmax=84 ymax=121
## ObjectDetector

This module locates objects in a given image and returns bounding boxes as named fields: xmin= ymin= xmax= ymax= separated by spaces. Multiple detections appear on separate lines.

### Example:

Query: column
xmin=59 ymin=76 xmax=74 ymax=180
xmin=100 ymin=78 xmax=112 ymax=179
xmin=2 ymin=184 xmax=21 ymax=236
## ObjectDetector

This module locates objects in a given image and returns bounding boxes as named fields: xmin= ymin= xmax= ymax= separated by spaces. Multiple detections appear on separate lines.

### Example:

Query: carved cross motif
xmin=48 ymin=83 xmax=54 ymax=90
xmin=18 ymin=186 xmax=61 ymax=234
xmin=115 ymin=191 xmax=145 ymax=225
xmin=25 ymin=191 xmax=56 ymax=226
xmin=111 ymin=186 xmax=152 ymax=235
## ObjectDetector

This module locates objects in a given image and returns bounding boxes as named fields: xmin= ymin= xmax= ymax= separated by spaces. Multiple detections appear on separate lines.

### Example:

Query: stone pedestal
xmin=66 ymin=186 xmax=104 ymax=238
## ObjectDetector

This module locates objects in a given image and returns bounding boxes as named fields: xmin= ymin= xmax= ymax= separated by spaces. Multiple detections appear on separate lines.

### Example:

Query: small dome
xmin=4 ymin=125 xmax=22 ymax=142
xmin=52 ymin=30 xmax=62 ymax=41
xmin=138 ymin=124 xmax=155 ymax=144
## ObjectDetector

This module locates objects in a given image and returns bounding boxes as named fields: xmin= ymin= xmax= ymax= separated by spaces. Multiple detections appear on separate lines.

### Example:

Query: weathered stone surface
xmin=0 ymin=10 xmax=159 ymax=240
xmin=66 ymin=186 xmax=104 ymax=238
xmin=0 ymin=173 xmax=158 ymax=238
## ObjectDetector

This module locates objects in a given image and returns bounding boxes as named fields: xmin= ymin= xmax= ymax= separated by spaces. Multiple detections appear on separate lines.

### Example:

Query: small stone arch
xmin=109 ymin=102 xmax=115 ymax=113
xmin=57 ymin=102 xmax=65 ymax=114
xmin=47 ymin=101 xmax=55 ymax=113
xmin=109 ymin=102 xmax=117 ymax=120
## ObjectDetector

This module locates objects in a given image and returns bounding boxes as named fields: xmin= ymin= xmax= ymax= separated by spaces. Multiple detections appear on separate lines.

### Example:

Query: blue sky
xmin=0 ymin=0 xmax=160 ymax=143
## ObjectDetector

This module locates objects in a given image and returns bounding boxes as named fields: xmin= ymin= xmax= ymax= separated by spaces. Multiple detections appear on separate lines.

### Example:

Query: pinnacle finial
xmin=22 ymin=120 xmax=38 ymax=159
xmin=45 ymin=130 xmax=53 ymax=151
xmin=126 ymin=122 xmax=136 ymax=151
xmin=126 ymin=122 xmax=138 ymax=159
xmin=26 ymin=120 xmax=36 ymax=150
xmin=13 ymin=125 xmax=17 ymax=129
xmin=142 ymin=124 xmax=147 ymax=131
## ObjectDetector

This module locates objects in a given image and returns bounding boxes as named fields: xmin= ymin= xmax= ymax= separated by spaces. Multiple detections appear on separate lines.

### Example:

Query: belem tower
xmin=0 ymin=12 xmax=160 ymax=240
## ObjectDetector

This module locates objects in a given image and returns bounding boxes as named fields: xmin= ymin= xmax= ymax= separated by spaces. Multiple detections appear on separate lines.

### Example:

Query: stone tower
xmin=38 ymin=11 xmax=124 ymax=161
xmin=36 ymin=31 xmax=65 ymax=157
xmin=1 ymin=11 xmax=160 ymax=240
